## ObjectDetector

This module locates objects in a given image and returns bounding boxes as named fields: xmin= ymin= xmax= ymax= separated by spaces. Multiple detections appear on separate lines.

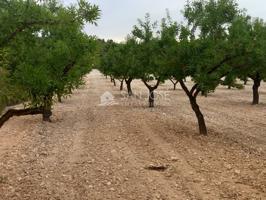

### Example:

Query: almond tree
xmin=99 ymin=40 xmax=119 ymax=85
xmin=157 ymin=13 xmax=179 ymax=91
xmin=122 ymin=37 xmax=142 ymax=96
xmin=229 ymin=17 xmax=266 ymax=104
xmin=0 ymin=0 xmax=100 ymax=127
xmin=99 ymin=40 xmax=126 ymax=88
xmin=175 ymin=0 xmax=242 ymax=135
xmin=132 ymin=14 xmax=165 ymax=107
xmin=99 ymin=38 xmax=139 ymax=96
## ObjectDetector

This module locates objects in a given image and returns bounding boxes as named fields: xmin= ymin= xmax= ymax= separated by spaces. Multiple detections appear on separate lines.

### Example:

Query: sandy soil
xmin=0 ymin=70 xmax=265 ymax=200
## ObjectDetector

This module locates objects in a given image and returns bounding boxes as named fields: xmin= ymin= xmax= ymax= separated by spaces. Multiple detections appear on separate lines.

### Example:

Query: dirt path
xmin=0 ymin=70 xmax=265 ymax=200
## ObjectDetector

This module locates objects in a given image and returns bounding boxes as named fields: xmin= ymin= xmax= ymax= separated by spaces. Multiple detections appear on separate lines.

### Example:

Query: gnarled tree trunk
xmin=125 ymin=78 xmax=133 ymax=96
xmin=252 ymin=73 xmax=261 ymax=105
xmin=43 ymin=95 xmax=52 ymax=122
xmin=179 ymin=80 xmax=207 ymax=135
xmin=57 ymin=93 xmax=62 ymax=103
xmin=119 ymin=79 xmax=124 ymax=91
xmin=201 ymin=91 xmax=208 ymax=97
xmin=148 ymin=88 xmax=155 ymax=107
xmin=0 ymin=107 xmax=44 ymax=128
xmin=189 ymin=95 xmax=207 ymax=135
xmin=244 ymin=78 xmax=248 ymax=85
xmin=113 ymin=79 xmax=116 ymax=86
xmin=142 ymin=78 xmax=160 ymax=108
xmin=169 ymin=79 xmax=178 ymax=90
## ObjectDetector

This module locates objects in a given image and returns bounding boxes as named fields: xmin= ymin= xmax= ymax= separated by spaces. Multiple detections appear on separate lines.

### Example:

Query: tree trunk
xmin=179 ymin=80 xmax=207 ymax=135
xmin=120 ymin=79 xmax=124 ymax=91
xmin=57 ymin=94 xmax=62 ymax=103
xmin=189 ymin=96 xmax=207 ymax=135
xmin=148 ymin=89 xmax=155 ymax=108
xmin=125 ymin=78 xmax=133 ymax=96
xmin=201 ymin=91 xmax=208 ymax=97
xmin=113 ymin=79 xmax=116 ymax=86
xmin=0 ymin=107 xmax=44 ymax=128
xmin=142 ymin=79 xmax=160 ymax=108
xmin=252 ymin=74 xmax=261 ymax=105
xmin=169 ymin=79 xmax=178 ymax=90
xmin=173 ymin=82 xmax=177 ymax=90
xmin=43 ymin=109 xmax=52 ymax=122
xmin=43 ymin=96 xmax=52 ymax=122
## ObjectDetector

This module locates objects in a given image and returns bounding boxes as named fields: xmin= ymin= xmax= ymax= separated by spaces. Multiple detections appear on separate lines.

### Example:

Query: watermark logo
xmin=120 ymin=91 xmax=171 ymax=106
xmin=99 ymin=90 xmax=171 ymax=107
xmin=99 ymin=91 xmax=118 ymax=106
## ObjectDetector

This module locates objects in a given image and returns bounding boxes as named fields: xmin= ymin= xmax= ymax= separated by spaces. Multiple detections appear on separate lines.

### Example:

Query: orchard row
xmin=98 ymin=0 xmax=266 ymax=135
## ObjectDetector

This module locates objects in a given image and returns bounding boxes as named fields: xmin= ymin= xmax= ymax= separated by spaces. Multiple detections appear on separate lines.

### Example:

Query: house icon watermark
xmin=99 ymin=91 xmax=118 ymax=106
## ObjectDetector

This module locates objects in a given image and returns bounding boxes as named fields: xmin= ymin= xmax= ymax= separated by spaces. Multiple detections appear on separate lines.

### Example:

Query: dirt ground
xmin=0 ymin=70 xmax=265 ymax=200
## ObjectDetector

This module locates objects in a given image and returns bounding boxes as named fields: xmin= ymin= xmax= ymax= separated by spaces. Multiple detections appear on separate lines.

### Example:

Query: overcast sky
xmin=62 ymin=0 xmax=266 ymax=41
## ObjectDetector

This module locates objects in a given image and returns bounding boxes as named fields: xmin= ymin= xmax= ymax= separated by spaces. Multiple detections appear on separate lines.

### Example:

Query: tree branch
xmin=179 ymin=80 xmax=191 ymax=97
xmin=142 ymin=77 xmax=161 ymax=90
xmin=0 ymin=107 xmax=44 ymax=128
xmin=154 ymin=78 xmax=161 ymax=89
xmin=193 ymin=88 xmax=201 ymax=98
xmin=0 ymin=20 xmax=59 ymax=47
xmin=190 ymin=83 xmax=199 ymax=94
xmin=169 ymin=78 xmax=175 ymax=84
xmin=142 ymin=79 xmax=152 ymax=90
xmin=125 ymin=77 xmax=133 ymax=83
xmin=207 ymin=55 xmax=238 ymax=75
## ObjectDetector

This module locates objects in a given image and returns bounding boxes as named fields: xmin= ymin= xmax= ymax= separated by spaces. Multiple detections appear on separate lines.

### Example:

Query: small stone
xmin=215 ymin=181 xmax=222 ymax=186
xmin=170 ymin=157 xmax=179 ymax=162
xmin=145 ymin=164 xmax=168 ymax=171
xmin=225 ymin=164 xmax=232 ymax=170
xmin=40 ymin=182 xmax=45 ymax=187
xmin=40 ymin=152 xmax=48 ymax=156
xmin=88 ymin=159 xmax=95 ymax=164
xmin=111 ymin=150 xmax=117 ymax=153
xmin=189 ymin=171 xmax=194 ymax=175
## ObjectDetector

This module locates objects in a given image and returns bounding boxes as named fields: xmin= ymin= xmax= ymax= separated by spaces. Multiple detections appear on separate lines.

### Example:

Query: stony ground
xmin=0 ymin=70 xmax=265 ymax=200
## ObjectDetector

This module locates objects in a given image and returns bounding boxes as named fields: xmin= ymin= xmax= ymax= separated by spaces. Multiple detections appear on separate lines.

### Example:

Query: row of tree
xmin=98 ymin=0 xmax=266 ymax=135
xmin=0 ymin=0 xmax=100 ymax=127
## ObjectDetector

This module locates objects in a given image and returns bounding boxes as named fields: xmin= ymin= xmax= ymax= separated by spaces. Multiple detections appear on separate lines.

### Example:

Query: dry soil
xmin=0 ymin=70 xmax=265 ymax=200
